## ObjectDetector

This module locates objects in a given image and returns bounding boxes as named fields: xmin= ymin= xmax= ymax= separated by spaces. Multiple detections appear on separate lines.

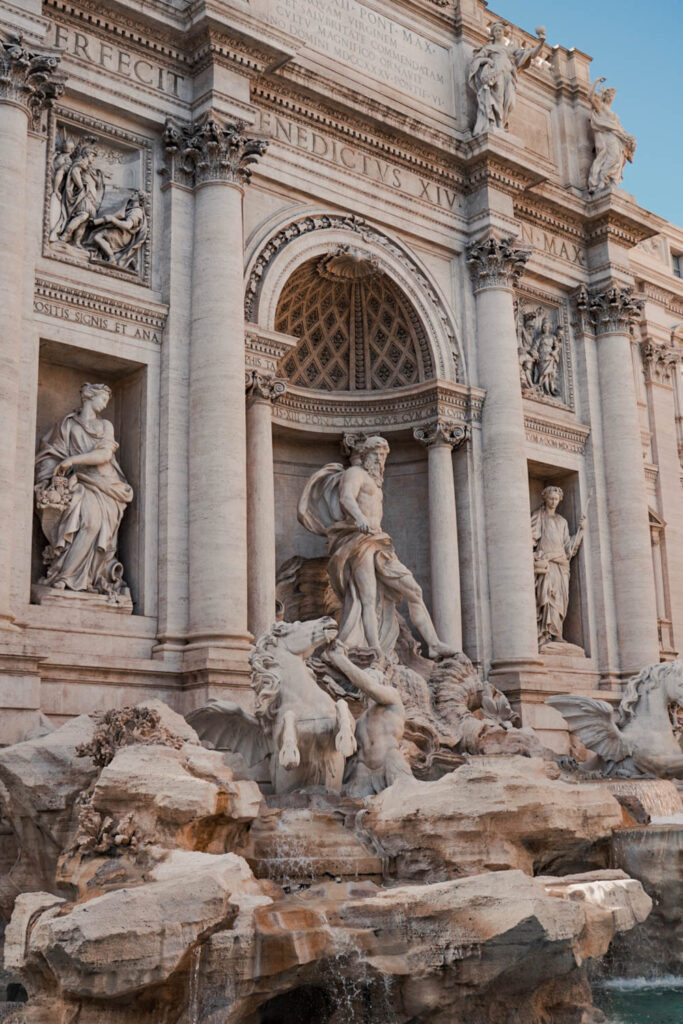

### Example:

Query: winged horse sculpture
xmin=187 ymin=616 xmax=357 ymax=794
xmin=548 ymin=660 xmax=683 ymax=779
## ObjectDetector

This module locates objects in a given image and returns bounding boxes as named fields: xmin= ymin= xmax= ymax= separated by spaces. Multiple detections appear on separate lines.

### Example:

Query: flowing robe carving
xmin=531 ymin=507 xmax=577 ymax=644
xmin=35 ymin=413 xmax=133 ymax=592
xmin=587 ymin=84 xmax=636 ymax=193
xmin=298 ymin=463 xmax=413 ymax=654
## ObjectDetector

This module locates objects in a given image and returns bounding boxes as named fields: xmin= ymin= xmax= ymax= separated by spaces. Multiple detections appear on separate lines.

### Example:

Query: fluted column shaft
xmin=163 ymin=116 xmax=267 ymax=646
xmin=414 ymin=421 xmax=467 ymax=650
xmin=583 ymin=287 xmax=659 ymax=670
xmin=467 ymin=238 xmax=539 ymax=665
xmin=246 ymin=372 xmax=286 ymax=640
xmin=0 ymin=37 xmax=64 ymax=625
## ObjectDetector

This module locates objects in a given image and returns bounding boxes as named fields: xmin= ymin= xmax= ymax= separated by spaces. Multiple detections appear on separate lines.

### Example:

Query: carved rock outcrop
xmin=362 ymin=757 xmax=623 ymax=881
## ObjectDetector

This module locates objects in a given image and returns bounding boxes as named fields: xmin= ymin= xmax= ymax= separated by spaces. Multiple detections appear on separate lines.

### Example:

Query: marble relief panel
xmin=44 ymin=110 xmax=152 ymax=284
xmin=514 ymin=293 xmax=574 ymax=410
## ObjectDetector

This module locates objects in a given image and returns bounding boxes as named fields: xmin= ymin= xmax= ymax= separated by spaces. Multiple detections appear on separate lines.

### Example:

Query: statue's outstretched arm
xmin=324 ymin=645 xmax=400 ymax=707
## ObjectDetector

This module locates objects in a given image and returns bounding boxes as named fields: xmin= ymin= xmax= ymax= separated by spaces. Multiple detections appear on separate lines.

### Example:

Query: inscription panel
xmin=251 ymin=0 xmax=452 ymax=110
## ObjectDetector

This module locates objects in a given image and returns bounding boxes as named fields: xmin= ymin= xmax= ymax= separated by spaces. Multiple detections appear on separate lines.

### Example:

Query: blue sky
xmin=491 ymin=0 xmax=683 ymax=227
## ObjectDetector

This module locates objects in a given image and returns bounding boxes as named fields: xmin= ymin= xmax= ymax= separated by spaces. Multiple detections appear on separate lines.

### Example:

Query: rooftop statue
xmin=187 ymin=617 xmax=357 ymax=794
xmin=468 ymin=21 xmax=546 ymax=136
xmin=587 ymin=77 xmax=636 ymax=194
xmin=297 ymin=435 xmax=458 ymax=661
xmin=34 ymin=383 xmax=133 ymax=600
xmin=548 ymin=660 xmax=683 ymax=779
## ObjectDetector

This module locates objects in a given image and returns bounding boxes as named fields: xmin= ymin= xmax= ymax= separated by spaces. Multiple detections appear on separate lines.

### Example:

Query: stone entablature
xmin=33 ymin=277 xmax=167 ymax=344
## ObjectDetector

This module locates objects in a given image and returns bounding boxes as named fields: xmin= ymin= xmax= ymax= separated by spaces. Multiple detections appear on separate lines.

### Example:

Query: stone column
xmin=579 ymin=286 xmax=659 ymax=671
xmin=0 ymin=36 xmax=63 ymax=626
xmin=163 ymin=117 xmax=267 ymax=649
xmin=413 ymin=420 xmax=468 ymax=650
xmin=245 ymin=371 xmax=286 ymax=640
xmin=467 ymin=237 xmax=539 ymax=668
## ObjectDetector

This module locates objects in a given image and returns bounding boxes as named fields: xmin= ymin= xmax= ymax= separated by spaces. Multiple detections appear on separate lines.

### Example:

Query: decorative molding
xmin=271 ymin=380 xmax=484 ymax=434
xmin=43 ymin=108 xmax=153 ymax=285
xmin=245 ymin=325 xmax=297 ymax=376
xmin=34 ymin=277 xmax=167 ymax=343
xmin=467 ymin=236 xmax=531 ymax=291
xmin=524 ymin=414 xmax=590 ymax=455
xmin=575 ymin=284 xmax=644 ymax=336
xmin=244 ymin=370 xmax=287 ymax=403
xmin=413 ymin=420 xmax=470 ymax=449
xmin=641 ymin=340 xmax=681 ymax=385
xmin=644 ymin=463 xmax=659 ymax=485
xmin=0 ymin=32 xmax=66 ymax=124
xmin=638 ymin=282 xmax=683 ymax=318
xmin=162 ymin=114 xmax=268 ymax=188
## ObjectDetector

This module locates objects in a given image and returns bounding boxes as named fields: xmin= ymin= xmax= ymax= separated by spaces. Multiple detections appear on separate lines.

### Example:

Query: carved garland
xmin=244 ymin=213 xmax=458 ymax=381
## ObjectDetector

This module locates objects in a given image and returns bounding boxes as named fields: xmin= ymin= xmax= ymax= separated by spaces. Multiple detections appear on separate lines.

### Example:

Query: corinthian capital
xmin=245 ymin=370 xmax=287 ymax=402
xmin=162 ymin=114 xmax=268 ymax=188
xmin=640 ymin=340 xmax=680 ymax=384
xmin=413 ymin=420 xmax=469 ymax=449
xmin=467 ymin=236 xmax=530 ymax=290
xmin=575 ymin=284 xmax=644 ymax=335
xmin=0 ymin=33 xmax=65 ymax=120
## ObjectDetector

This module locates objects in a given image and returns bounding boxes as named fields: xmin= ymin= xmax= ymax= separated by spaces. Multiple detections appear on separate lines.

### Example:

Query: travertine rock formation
xmin=362 ymin=757 xmax=623 ymax=880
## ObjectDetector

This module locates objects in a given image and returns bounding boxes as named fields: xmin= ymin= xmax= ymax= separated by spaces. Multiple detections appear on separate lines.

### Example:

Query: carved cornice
xmin=245 ymin=325 xmax=297 ymax=376
xmin=245 ymin=370 xmax=287 ymax=402
xmin=413 ymin=420 xmax=469 ymax=449
xmin=524 ymin=414 xmax=590 ymax=455
xmin=0 ymin=33 xmax=66 ymax=121
xmin=271 ymin=380 xmax=483 ymax=434
xmin=467 ymin=237 xmax=531 ymax=291
xmin=575 ymin=284 xmax=644 ymax=336
xmin=162 ymin=114 xmax=268 ymax=188
xmin=640 ymin=340 xmax=681 ymax=385
xmin=34 ymin=277 xmax=167 ymax=342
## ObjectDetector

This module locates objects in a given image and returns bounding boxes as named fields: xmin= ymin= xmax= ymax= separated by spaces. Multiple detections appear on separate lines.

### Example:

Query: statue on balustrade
xmin=532 ymin=486 xmax=585 ymax=649
xmin=587 ymin=77 xmax=636 ymax=194
xmin=468 ymin=22 xmax=546 ymax=136
xmin=34 ymin=383 xmax=133 ymax=601
xmin=297 ymin=434 xmax=458 ymax=662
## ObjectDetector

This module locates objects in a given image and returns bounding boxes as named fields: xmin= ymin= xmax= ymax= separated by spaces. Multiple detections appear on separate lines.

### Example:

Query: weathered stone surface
xmin=4 ymin=893 xmax=65 ymax=971
xmin=362 ymin=757 xmax=623 ymax=880
xmin=25 ymin=853 xmax=272 ymax=999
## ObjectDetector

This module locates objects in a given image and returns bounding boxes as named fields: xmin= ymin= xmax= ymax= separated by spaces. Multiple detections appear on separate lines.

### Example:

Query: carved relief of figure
xmin=515 ymin=303 xmax=537 ymax=390
xmin=468 ymin=22 xmax=546 ymax=136
xmin=531 ymin=486 xmax=584 ymax=648
xmin=587 ymin=77 xmax=636 ymax=194
xmin=35 ymin=383 xmax=133 ymax=598
xmin=536 ymin=318 xmax=562 ymax=396
xmin=90 ymin=191 xmax=148 ymax=271
xmin=298 ymin=435 xmax=457 ymax=661
xmin=58 ymin=145 xmax=105 ymax=248
xmin=48 ymin=137 xmax=75 ymax=241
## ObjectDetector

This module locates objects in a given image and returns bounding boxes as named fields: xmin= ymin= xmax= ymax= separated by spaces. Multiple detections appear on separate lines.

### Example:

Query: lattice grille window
xmin=276 ymin=255 xmax=433 ymax=391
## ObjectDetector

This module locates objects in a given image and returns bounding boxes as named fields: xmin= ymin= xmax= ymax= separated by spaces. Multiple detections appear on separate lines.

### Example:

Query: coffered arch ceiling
xmin=275 ymin=252 xmax=434 ymax=392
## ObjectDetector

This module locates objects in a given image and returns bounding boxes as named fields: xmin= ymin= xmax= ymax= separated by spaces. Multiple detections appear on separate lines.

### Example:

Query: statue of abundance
xmin=298 ymin=435 xmax=458 ymax=661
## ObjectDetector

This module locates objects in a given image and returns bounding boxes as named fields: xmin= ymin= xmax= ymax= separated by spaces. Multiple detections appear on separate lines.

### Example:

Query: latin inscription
xmin=520 ymin=222 xmax=586 ymax=267
xmin=251 ymin=0 xmax=452 ymax=109
xmin=259 ymin=111 xmax=462 ymax=214
xmin=49 ymin=22 xmax=186 ymax=98
xmin=34 ymin=298 xmax=162 ymax=344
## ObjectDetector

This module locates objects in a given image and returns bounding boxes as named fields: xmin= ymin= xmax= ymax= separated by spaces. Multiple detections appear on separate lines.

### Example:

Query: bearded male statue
xmin=297 ymin=435 xmax=458 ymax=661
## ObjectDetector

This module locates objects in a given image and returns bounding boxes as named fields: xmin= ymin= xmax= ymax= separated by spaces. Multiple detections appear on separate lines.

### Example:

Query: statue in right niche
xmin=587 ymin=77 xmax=636 ymax=194
xmin=531 ymin=486 xmax=585 ymax=649
xmin=34 ymin=383 xmax=133 ymax=601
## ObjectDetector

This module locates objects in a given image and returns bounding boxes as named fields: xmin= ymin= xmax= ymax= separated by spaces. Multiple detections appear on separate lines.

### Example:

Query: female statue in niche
xmin=34 ymin=383 xmax=133 ymax=599
xmin=531 ymin=486 xmax=585 ymax=649
xmin=468 ymin=21 xmax=546 ymax=136
xmin=587 ymin=77 xmax=636 ymax=194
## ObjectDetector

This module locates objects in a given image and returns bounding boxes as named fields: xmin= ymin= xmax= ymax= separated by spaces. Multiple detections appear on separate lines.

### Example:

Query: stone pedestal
xmin=31 ymin=584 xmax=133 ymax=614
xmin=413 ymin=419 xmax=467 ymax=650
xmin=467 ymin=237 xmax=540 ymax=674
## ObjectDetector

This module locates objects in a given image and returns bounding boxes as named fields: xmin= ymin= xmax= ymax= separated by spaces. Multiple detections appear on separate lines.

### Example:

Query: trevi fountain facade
xmin=0 ymin=1 xmax=681 ymax=1021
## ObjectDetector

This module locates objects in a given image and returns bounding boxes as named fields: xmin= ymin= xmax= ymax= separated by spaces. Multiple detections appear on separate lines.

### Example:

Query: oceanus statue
xmin=187 ymin=617 xmax=357 ymax=794
xmin=548 ymin=660 xmax=683 ymax=779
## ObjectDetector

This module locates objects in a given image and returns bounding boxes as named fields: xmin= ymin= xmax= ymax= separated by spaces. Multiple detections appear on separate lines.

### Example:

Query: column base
xmin=182 ymin=641 xmax=253 ymax=713
xmin=0 ymin=638 xmax=48 ymax=746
